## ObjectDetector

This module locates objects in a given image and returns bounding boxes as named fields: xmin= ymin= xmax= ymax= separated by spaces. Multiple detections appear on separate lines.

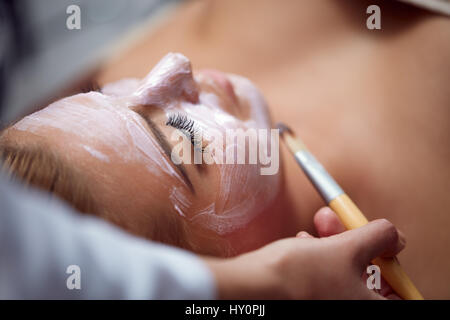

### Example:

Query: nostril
xmin=198 ymin=69 xmax=238 ymax=104
xmin=182 ymin=80 xmax=199 ymax=104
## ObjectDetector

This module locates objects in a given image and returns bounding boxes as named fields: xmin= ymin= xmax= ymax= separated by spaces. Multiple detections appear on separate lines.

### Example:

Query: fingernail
xmin=296 ymin=231 xmax=311 ymax=238
xmin=398 ymin=230 xmax=406 ymax=246
xmin=397 ymin=237 xmax=406 ymax=252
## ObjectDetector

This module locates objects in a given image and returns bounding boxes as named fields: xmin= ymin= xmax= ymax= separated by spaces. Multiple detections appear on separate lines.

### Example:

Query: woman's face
xmin=9 ymin=53 xmax=286 ymax=255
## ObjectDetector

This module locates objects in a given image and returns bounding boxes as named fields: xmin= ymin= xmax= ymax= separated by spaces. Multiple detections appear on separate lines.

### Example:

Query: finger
xmin=296 ymin=231 xmax=313 ymax=238
xmin=397 ymin=229 xmax=407 ymax=247
xmin=313 ymin=207 xmax=346 ymax=237
xmin=358 ymin=283 xmax=387 ymax=300
xmin=386 ymin=293 xmax=402 ymax=300
xmin=342 ymin=219 xmax=405 ymax=268
xmin=354 ymin=275 xmax=388 ymax=300
xmin=378 ymin=276 xmax=395 ymax=297
xmin=360 ymin=283 xmax=401 ymax=300
xmin=362 ymin=265 xmax=398 ymax=298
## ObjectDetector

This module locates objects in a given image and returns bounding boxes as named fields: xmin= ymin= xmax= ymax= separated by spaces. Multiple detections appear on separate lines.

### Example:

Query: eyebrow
xmin=133 ymin=109 xmax=195 ymax=194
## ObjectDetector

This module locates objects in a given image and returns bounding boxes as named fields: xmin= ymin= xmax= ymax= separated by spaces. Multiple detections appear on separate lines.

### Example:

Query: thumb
xmin=341 ymin=219 xmax=405 ymax=269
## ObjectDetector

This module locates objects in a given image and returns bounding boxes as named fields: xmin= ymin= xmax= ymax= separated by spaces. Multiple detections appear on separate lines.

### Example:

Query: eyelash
xmin=166 ymin=114 xmax=204 ymax=152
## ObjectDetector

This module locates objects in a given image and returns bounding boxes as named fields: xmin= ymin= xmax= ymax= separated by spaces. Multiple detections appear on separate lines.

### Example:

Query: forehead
xmin=14 ymin=93 xmax=135 ymax=157
xmin=13 ymin=91 xmax=188 ymax=186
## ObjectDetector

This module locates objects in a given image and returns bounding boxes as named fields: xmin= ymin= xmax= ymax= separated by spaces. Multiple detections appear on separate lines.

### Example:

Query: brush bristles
xmin=283 ymin=131 xmax=307 ymax=154
xmin=276 ymin=122 xmax=307 ymax=153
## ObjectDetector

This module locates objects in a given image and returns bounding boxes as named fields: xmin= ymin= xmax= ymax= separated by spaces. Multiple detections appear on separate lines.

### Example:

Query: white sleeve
xmin=0 ymin=178 xmax=217 ymax=299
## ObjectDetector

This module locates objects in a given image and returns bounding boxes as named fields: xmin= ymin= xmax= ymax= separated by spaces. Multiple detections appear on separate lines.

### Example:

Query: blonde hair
xmin=0 ymin=139 xmax=98 ymax=215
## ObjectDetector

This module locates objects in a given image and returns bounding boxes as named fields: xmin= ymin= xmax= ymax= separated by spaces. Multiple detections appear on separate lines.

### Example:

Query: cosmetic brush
xmin=277 ymin=122 xmax=423 ymax=300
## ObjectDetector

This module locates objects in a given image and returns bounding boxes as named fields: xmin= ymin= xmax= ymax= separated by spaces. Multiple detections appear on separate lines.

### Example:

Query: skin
xmin=96 ymin=0 xmax=450 ymax=298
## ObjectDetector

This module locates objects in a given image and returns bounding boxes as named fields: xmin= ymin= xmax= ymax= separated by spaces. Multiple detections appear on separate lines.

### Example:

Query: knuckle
xmin=375 ymin=219 xmax=398 ymax=243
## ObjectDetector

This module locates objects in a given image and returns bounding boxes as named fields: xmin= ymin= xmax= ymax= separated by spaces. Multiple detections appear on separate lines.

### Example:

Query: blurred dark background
xmin=0 ymin=0 xmax=182 ymax=125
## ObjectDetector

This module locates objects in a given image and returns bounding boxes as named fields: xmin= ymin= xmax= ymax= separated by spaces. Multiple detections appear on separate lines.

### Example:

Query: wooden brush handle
xmin=329 ymin=194 xmax=424 ymax=300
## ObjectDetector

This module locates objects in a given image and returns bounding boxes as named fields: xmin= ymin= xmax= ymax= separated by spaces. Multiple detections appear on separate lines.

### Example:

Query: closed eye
xmin=166 ymin=113 xmax=204 ymax=152
xmin=132 ymin=108 xmax=195 ymax=193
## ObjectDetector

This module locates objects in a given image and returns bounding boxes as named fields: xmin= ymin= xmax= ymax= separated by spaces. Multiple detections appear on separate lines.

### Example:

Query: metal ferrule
xmin=294 ymin=149 xmax=344 ymax=203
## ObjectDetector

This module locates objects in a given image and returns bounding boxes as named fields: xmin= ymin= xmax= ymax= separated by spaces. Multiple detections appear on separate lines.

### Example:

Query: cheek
xmin=85 ymin=160 xmax=189 ymax=239
xmin=227 ymin=73 xmax=272 ymax=129
xmin=164 ymin=106 xmax=279 ymax=235
xmin=187 ymin=162 xmax=281 ymax=236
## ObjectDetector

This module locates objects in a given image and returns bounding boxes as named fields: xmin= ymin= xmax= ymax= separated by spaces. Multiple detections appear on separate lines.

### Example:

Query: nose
xmin=198 ymin=69 xmax=238 ymax=104
xmin=134 ymin=53 xmax=199 ymax=106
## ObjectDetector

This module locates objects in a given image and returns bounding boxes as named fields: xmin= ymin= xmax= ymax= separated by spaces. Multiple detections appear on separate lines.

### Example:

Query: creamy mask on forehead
xmin=13 ymin=52 xmax=280 ymax=235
